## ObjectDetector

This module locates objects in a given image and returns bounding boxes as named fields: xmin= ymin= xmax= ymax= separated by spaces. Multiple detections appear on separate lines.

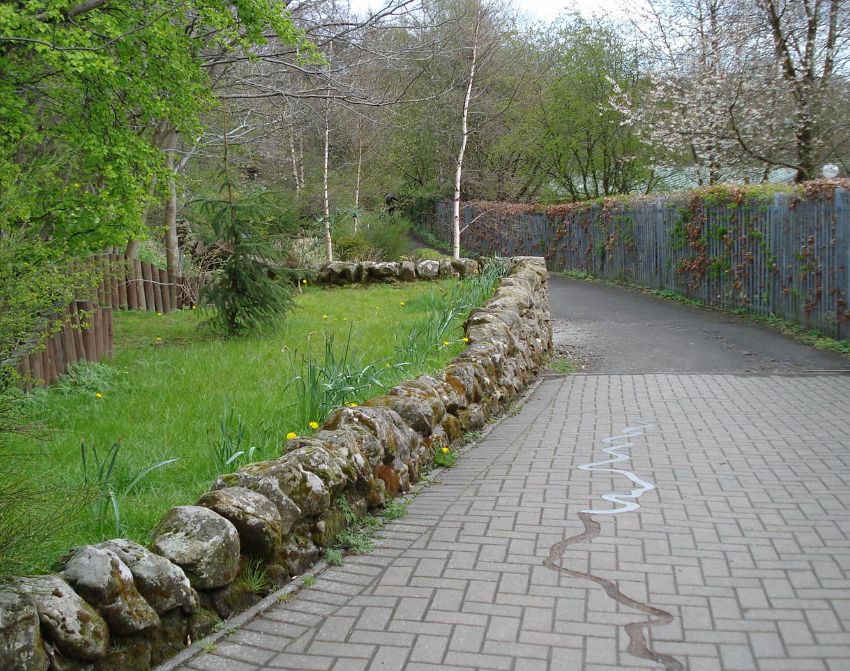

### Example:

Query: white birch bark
xmin=452 ymin=3 xmax=482 ymax=260
xmin=323 ymin=99 xmax=333 ymax=262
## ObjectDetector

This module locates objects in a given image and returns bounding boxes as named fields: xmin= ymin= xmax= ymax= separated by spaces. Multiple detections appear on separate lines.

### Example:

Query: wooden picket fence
xmin=14 ymin=254 xmax=203 ymax=388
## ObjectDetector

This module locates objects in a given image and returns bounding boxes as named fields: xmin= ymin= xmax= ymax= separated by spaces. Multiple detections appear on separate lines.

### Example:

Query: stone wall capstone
xmin=0 ymin=256 xmax=551 ymax=671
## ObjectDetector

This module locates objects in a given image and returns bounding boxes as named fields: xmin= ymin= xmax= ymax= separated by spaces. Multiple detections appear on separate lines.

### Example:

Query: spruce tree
xmin=192 ymin=125 xmax=296 ymax=337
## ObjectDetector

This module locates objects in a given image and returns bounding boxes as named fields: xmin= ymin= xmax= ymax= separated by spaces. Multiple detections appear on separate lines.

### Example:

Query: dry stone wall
xmin=0 ymin=257 xmax=551 ymax=671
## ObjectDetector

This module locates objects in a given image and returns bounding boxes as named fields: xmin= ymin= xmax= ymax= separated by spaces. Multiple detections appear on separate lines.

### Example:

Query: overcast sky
xmin=348 ymin=0 xmax=638 ymax=23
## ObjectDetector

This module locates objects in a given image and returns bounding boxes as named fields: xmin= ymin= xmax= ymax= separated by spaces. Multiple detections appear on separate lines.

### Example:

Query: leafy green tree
xmin=500 ymin=16 xmax=656 ymax=201
xmin=0 ymin=0 xmax=307 ymax=253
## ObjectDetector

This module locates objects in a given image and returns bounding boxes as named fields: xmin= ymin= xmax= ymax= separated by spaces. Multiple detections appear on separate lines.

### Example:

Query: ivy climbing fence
xmin=423 ymin=183 xmax=849 ymax=340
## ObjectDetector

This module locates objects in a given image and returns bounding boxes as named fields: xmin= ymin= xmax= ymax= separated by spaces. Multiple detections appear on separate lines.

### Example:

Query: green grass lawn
xmin=8 ymin=279 xmax=476 ymax=572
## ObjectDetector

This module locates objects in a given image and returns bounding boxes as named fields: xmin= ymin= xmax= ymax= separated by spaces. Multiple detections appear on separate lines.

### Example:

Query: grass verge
xmin=6 ymin=275 xmax=498 ymax=574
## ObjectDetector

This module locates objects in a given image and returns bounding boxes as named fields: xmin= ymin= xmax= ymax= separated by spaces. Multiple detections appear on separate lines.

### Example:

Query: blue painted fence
xmin=423 ymin=187 xmax=849 ymax=340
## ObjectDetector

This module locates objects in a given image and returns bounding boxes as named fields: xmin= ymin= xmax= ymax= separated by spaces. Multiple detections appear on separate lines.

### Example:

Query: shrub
xmin=334 ymin=233 xmax=380 ymax=261
xmin=363 ymin=215 xmax=413 ymax=259
xmin=191 ymin=178 xmax=297 ymax=337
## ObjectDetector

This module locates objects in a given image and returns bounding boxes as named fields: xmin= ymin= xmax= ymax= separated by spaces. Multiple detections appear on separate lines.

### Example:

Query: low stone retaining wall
xmin=0 ymin=257 xmax=551 ymax=671
xmin=315 ymin=257 xmax=479 ymax=285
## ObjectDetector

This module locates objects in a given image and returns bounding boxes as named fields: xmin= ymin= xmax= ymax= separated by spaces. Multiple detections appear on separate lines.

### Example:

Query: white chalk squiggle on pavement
xmin=578 ymin=420 xmax=657 ymax=515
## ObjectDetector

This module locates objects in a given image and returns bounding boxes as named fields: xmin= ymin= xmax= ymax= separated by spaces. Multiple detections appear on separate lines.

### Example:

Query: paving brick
xmin=167 ymin=375 xmax=850 ymax=671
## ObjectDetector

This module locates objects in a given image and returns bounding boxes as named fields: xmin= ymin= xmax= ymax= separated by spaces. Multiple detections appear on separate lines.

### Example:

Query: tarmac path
xmin=165 ymin=277 xmax=850 ymax=671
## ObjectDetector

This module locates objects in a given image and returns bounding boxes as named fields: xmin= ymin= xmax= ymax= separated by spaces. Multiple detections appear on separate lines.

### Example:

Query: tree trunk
xmin=794 ymin=105 xmax=815 ymax=182
xmin=289 ymin=130 xmax=301 ymax=196
xmin=163 ymin=127 xmax=179 ymax=307
xmin=323 ymin=100 xmax=333 ymax=263
xmin=452 ymin=3 xmax=482 ymax=260
xmin=353 ymin=118 xmax=363 ymax=235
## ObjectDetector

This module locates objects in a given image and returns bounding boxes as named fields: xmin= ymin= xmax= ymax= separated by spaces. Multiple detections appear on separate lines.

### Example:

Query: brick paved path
xmin=171 ymin=374 xmax=850 ymax=671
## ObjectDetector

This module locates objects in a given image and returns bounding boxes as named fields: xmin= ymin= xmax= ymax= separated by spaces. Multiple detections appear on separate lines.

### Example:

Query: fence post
xmin=133 ymin=259 xmax=146 ymax=311
xmin=107 ymin=253 xmax=119 ymax=310
xmin=52 ymin=330 xmax=66 ymax=378
xmin=103 ymin=307 xmax=114 ymax=357
xmin=117 ymin=255 xmax=129 ymax=309
xmin=62 ymin=307 xmax=78 ymax=367
xmin=77 ymin=301 xmax=97 ymax=362
xmin=159 ymin=267 xmax=172 ymax=313
xmin=18 ymin=354 xmax=32 ymax=392
xmin=837 ymin=189 xmax=849 ymax=340
xmin=96 ymin=255 xmax=107 ymax=307
xmin=141 ymin=262 xmax=156 ymax=312
xmin=30 ymin=350 xmax=43 ymax=387
xmin=70 ymin=302 xmax=86 ymax=362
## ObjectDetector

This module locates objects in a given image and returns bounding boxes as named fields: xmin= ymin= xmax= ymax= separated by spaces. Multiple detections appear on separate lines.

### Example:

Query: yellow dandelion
xmin=95 ymin=392 xmax=103 ymax=399
xmin=192 ymin=305 xmax=197 ymax=310
xmin=322 ymin=315 xmax=328 ymax=320
xmin=155 ymin=337 xmax=162 ymax=342
xmin=442 ymin=340 xmax=450 ymax=346
xmin=399 ymin=301 xmax=405 ymax=306
xmin=156 ymin=312 xmax=162 ymax=317
xmin=286 ymin=431 xmax=297 ymax=440
xmin=309 ymin=421 xmax=319 ymax=430
xmin=302 ymin=278 xmax=308 ymax=285
xmin=463 ymin=337 xmax=469 ymax=343
xmin=441 ymin=447 xmax=449 ymax=454
xmin=346 ymin=402 xmax=359 ymax=407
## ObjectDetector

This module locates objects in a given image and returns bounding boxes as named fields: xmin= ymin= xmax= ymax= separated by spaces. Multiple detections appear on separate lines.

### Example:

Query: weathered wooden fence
xmin=14 ymin=255 xmax=202 ymax=387
xmin=424 ymin=184 xmax=849 ymax=340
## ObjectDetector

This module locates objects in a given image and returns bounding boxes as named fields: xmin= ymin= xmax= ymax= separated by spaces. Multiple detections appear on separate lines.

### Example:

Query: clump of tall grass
xmin=79 ymin=439 xmax=179 ymax=537
xmin=283 ymin=329 xmax=408 ymax=435
xmin=397 ymin=260 xmax=506 ymax=366
xmin=53 ymin=362 xmax=123 ymax=396
xmin=208 ymin=407 xmax=258 ymax=473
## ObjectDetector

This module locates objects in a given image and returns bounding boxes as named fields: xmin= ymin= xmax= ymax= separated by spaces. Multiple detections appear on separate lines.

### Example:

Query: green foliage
xmin=302 ymin=575 xmax=316 ymax=587
xmin=495 ymin=16 xmax=655 ymax=201
xmin=0 ymin=237 xmax=87 ymax=383
xmin=335 ymin=527 xmax=376 ymax=554
xmin=4 ymin=277 xmax=504 ymax=571
xmin=433 ymin=446 xmax=457 ymax=468
xmin=333 ymin=233 xmax=379 ymax=261
xmin=381 ymin=499 xmax=409 ymax=520
xmin=209 ymin=408 xmax=257 ymax=474
xmin=193 ymin=179 xmax=297 ymax=337
xmin=80 ymin=439 xmax=179 ymax=537
xmin=405 ymin=247 xmax=451 ymax=262
xmin=0 ymin=235 xmax=96 ymax=578
xmin=0 ymin=1 xmax=311 ymax=253
xmin=332 ymin=213 xmax=415 ymax=261
xmin=361 ymin=214 xmax=414 ymax=259
xmin=239 ymin=558 xmax=271 ymax=594
xmin=324 ymin=548 xmax=343 ymax=566
xmin=548 ymin=356 xmax=579 ymax=375
xmin=54 ymin=362 xmax=122 ymax=396
xmin=397 ymin=260 xmax=505 ymax=366
xmin=283 ymin=329 xmax=406 ymax=433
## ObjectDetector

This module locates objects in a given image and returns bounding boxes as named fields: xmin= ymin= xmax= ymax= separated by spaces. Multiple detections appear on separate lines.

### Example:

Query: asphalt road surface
xmin=548 ymin=277 xmax=850 ymax=374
